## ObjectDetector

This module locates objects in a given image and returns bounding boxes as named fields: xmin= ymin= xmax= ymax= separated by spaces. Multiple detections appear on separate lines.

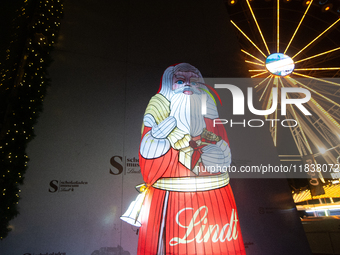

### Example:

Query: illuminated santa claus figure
xmin=121 ymin=63 xmax=246 ymax=255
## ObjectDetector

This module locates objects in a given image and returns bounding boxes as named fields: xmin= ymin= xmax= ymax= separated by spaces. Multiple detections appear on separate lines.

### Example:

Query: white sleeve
xmin=151 ymin=116 xmax=177 ymax=139
xmin=201 ymin=140 xmax=231 ymax=173
xmin=140 ymin=131 xmax=171 ymax=159
xmin=216 ymin=140 xmax=232 ymax=166
xmin=143 ymin=114 xmax=177 ymax=139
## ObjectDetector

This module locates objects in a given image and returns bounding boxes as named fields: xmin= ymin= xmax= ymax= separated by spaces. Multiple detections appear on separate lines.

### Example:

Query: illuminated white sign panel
xmin=265 ymin=53 xmax=295 ymax=76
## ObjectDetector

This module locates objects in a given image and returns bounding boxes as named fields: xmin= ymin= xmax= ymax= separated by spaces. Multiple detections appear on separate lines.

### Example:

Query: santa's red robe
xmin=137 ymin=115 xmax=246 ymax=255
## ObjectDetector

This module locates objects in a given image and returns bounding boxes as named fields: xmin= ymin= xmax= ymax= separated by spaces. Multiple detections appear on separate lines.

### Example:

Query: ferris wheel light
xmin=318 ymin=147 xmax=327 ymax=154
xmin=322 ymin=4 xmax=332 ymax=12
xmin=233 ymin=0 xmax=340 ymax=163
xmin=321 ymin=3 xmax=333 ymax=12
xmin=228 ymin=0 xmax=237 ymax=6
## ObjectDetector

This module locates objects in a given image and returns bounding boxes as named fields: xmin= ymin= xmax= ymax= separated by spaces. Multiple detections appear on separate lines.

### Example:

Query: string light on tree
xmin=0 ymin=0 xmax=64 ymax=239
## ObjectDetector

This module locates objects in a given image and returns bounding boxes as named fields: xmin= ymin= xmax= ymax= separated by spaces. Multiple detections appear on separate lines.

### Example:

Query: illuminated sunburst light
xmin=228 ymin=0 xmax=340 ymax=179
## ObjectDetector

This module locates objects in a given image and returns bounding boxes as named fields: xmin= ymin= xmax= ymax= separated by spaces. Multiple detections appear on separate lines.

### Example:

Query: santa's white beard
xmin=169 ymin=88 xmax=206 ymax=137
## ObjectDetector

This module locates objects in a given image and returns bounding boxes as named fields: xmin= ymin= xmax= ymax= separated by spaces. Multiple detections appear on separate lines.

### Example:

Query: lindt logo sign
xmin=211 ymin=85 xmax=311 ymax=128
xmin=169 ymin=206 xmax=239 ymax=246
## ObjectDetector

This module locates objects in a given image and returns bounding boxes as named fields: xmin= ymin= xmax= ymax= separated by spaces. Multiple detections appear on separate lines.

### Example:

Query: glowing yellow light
xmin=249 ymin=69 xmax=267 ymax=72
xmin=246 ymin=0 xmax=271 ymax=55
xmin=292 ymin=18 xmax=340 ymax=59
xmin=310 ymin=97 xmax=340 ymax=130
xmin=251 ymin=71 xmax=268 ymax=78
xmin=285 ymin=77 xmax=340 ymax=107
xmin=241 ymin=49 xmax=264 ymax=63
xmin=294 ymin=47 xmax=340 ymax=64
xmin=292 ymin=72 xmax=340 ymax=86
xmin=305 ymin=1 xmax=311 ymax=5
xmin=259 ymin=75 xmax=273 ymax=101
xmin=325 ymin=6 xmax=330 ymax=11
xmin=245 ymin=60 xmax=264 ymax=66
xmin=255 ymin=74 xmax=272 ymax=89
xmin=291 ymin=108 xmax=313 ymax=154
xmin=274 ymin=107 xmax=278 ymax=146
xmin=284 ymin=0 xmax=313 ymax=54
xmin=294 ymin=67 xmax=340 ymax=71
xmin=231 ymin=20 xmax=267 ymax=58
xmin=280 ymin=82 xmax=313 ymax=155
xmin=264 ymin=88 xmax=274 ymax=120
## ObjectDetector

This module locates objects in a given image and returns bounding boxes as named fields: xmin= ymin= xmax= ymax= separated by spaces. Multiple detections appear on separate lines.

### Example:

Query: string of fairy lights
xmin=0 ymin=0 xmax=63 ymax=239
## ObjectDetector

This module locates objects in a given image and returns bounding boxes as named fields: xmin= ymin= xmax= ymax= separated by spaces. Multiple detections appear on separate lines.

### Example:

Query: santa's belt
xmin=151 ymin=171 xmax=229 ymax=192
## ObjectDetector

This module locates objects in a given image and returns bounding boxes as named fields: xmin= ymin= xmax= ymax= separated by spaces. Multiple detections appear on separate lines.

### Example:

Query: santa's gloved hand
xmin=140 ymin=131 xmax=171 ymax=159
xmin=201 ymin=140 xmax=231 ymax=173
xmin=216 ymin=140 xmax=232 ymax=166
